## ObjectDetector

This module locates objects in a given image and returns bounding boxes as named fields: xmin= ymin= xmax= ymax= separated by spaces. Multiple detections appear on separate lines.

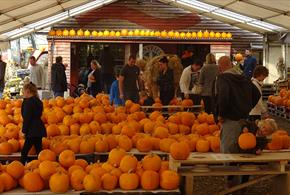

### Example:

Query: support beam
xmin=139 ymin=43 xmax=143 ymax=59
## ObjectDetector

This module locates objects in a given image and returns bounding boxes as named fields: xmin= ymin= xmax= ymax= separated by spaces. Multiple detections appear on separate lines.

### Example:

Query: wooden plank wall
xmin=47 ymin=41 xmax=71 ymax=91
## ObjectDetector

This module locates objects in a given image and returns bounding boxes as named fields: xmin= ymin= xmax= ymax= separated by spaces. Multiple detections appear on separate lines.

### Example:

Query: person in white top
xmin=179 ymin=59 xmax=203 ymax=105
xmin=29 ymin=56 xmax=45 ymax=89
xmin=249 ymin=65 xmax=269 ymax=121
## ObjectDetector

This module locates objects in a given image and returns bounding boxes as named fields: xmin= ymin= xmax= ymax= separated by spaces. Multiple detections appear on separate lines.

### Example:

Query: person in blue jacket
xmin=110 ymin=68 xmax=124 ymax=106
xmin=243 ymin=49 xmax=257 ymax=79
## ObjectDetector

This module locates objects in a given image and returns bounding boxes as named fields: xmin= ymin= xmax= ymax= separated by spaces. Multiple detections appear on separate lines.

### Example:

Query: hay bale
xmin=144 ymin=54 xmax=183 ymax=99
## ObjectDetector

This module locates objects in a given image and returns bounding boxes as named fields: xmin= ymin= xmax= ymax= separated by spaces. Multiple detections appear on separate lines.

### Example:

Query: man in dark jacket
xmin=51 ymin=56 xmax=67 ymax=97
xmin=243 ymin=49 xmax=257 ymax=79
xmin=0 ymin=55 xmax=6 ymax=98
xmin=216 ymin=56 xmax=260 ymax=153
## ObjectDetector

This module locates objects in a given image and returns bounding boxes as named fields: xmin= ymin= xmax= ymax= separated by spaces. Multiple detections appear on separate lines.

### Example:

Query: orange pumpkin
xmin=101 ymin=173 xmax=118 ymax=190
xmin=23 ymin=172 xmax=44 ymax=192
xmin=83 ymin=174 xmax=101 ymax=192
xmin=0 ymin=172 xmax=17 ymax=191
xmin=142 ymin=154 xmax=161 ymax=171
xmin=160 ymin=170 xmax=179 ymax=190
xmin=74 ymin=159 xmax=88 ymax=169
xmin=120 ymin=155 xmax=138 ymax=173
xmin=238 ymin=131 xmax=256 ymax=150
xmin=6 ymin=160 xmax=24 ymax=179
xmin=39 ymin=160 xmax=57 ymax=180
xmin=49 ymin=171 xmax=70 ymax=193
xmin=95 ymin=139 xmax=109 ymax=153
xmin=141 ymin=170 xmax=159 ymax=190
xmin=196 ymin=139 xmax=210 ymax=152
xmin=108 ymin=148 xmax=126 ymax=167
xmin=70 ymin=169 xmax=87 ymax=191
xmin=181 ymin=99 xmax=193 ymax=107
xmin=136 ymin=137 xmax=153 ymax=152
xmin=118 ymin=135 xmax=133 ymax=151
xmin=160 ymin=138 xmax=177 ymax=152
xmin=170 ymin=141 xmax=190 ymax=160
xmin=153 ymin=126 xmax=169 ymax=139
xmin=59 ymin=150 xmax=75 ymax=168
xmin=119 ymin=172 xmax=139 ymax=190
xmin=0 ymin=142 xmax=13 ymax=155
xmin=38 ymin=149 xmax=56 ymax=162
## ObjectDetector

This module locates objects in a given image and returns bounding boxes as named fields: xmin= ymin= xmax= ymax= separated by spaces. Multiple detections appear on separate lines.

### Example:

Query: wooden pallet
xmin=169 ymin=152 xmax=290 ymax=195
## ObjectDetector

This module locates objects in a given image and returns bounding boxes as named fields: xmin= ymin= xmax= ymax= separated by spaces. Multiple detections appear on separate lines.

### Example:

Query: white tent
xmin=0 ymin=0 xmax=117 ymax=41
xmin=160 ymin=0 xmax=290 ymax=33
xmin=0 ymin=0 xmax=289 ymax=42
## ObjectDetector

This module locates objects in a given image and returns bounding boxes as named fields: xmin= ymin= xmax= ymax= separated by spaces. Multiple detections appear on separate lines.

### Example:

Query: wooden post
xmin=125 ymin=44 xmax=131 ymax=63
xmin=185 ymin=176 xmax=194 ymax=195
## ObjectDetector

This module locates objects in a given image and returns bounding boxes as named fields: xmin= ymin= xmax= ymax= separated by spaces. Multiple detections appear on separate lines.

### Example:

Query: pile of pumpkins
xmin=268 ymin=89 xmax=290 ymax=107
xmin=48 ymin=29 xmax=232 ymax=39
xmin=0 ymin=94 xmax=222 ymax=157
xmin=0 ymin=149 xmax=179 ymax=193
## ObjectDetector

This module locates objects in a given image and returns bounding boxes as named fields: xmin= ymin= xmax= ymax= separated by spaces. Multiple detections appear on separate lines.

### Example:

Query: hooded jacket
xmin=216 ymin=72 xmax=260 ymax=121
xmin=21 ymin=96 xmax=46 ymax=137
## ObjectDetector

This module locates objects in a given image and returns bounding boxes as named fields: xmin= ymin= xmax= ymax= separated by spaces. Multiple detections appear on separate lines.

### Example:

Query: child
xmin=239 ymin=118 xmax=278 ymax=154
xmin=139 ymin=91 xmax=154 ymax=106
xmin=109 ymin=68 xmax=123 ymax=106
xmin=21 ymin=82 xmax=46 ymax=163
xmin=249 ymin=66 xmax=269 ymax=121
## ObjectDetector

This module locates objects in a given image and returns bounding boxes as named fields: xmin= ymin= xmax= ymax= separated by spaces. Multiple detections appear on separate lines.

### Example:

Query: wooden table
xmin=169 ymin=152 xmax=290 ymax=195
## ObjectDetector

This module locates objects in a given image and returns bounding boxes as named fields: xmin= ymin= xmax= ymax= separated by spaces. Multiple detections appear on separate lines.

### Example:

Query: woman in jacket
xmin=21 ymin=82 xmax=46 ymax=163
xmin=157 ymin=57 xmax=175 ymax=105
xmin=249 ymin=65 xmax=269 ymax=121
xmin=88 ymin=60 xmax=102 ymax=97
xmin=199 ymin=53 xmax=218 ymax=114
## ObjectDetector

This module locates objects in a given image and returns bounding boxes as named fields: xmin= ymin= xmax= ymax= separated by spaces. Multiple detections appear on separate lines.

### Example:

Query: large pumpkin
xmin=136 ymin=137 xmax=153 ymax=152
xmin=38 ymin=149 xmax=56 ymax=162
xmin=141 ymin=170 xmax=159 ymax=190
xmin=83 ymin=174 xmax=101 ymax=192
xmin=49 ymin=172 xmax=69 ymax=193
xmin=160 ymin=170 xmax=180 ymax=190
xmin=101 ymin=173 xmax=118 ymax=190
xmin=23 ymin=172 xmax=44 ymax=192
xmin=0 ymin=172 xmax=17 ymax=191
xmin=108 ymin=148 xmax=126 ymax=167
xmin=238 ymin=131 xmax=256 ymax=150
xmin=6 ymin=160 xmax=24 ymax=179
xmin=119 ymin=172 xmax=139 ymax=190
xmin=142 ymin=154 xmax=161 ymax=171
xmin=59 ymin=150 xmax=75 ymax=168
xmin=39 ymin=160 xmax=57 ymax=180
xmin=196 ymin=139 xmax=210 ymax=152
xmin=170 ymin=141 xmax=190 ymax=160
xmin=70 ymin=169 xmax=87 ymax=191
xmin=120 ymin=155 xmax=138 ymax=173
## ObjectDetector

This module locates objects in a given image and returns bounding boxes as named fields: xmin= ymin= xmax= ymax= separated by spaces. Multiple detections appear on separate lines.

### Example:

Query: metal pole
xmin=139 ymin=43 xmax=143 ymax=59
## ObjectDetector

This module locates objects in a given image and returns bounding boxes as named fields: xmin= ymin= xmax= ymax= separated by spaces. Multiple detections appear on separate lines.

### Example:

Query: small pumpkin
xmin=142 ymin=154 xmax=161 ymax=171
xmin=101 ymin=173 xmax=118 ymax=190
xmin=70 ymin=169 xmax=87 ymax=191
xmin=59 ymin=150 xmax=75 ymax=168
xmin=238 ymin=129 xmax=256 ymax=150
xmin=83 ymin=174 xmax=101 ymax=192
xmin=160 ymin=170 xmax=179 ymax=190
xmin=6 ymin=160 xmax=24 ymax=179
xmin=108 ymin=148 xmax=126 ymax=167
xmin=23 ymin=172 xmax=44 ymax=192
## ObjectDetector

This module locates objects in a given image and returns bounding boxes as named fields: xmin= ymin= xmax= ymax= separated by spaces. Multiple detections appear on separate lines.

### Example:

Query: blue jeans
xmin=53 ymin=91 xmax=64 ymax=98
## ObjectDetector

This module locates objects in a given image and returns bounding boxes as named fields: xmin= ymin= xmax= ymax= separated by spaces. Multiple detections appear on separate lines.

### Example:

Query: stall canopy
xmin=0 ymin=0 xmax=289 ymax=41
